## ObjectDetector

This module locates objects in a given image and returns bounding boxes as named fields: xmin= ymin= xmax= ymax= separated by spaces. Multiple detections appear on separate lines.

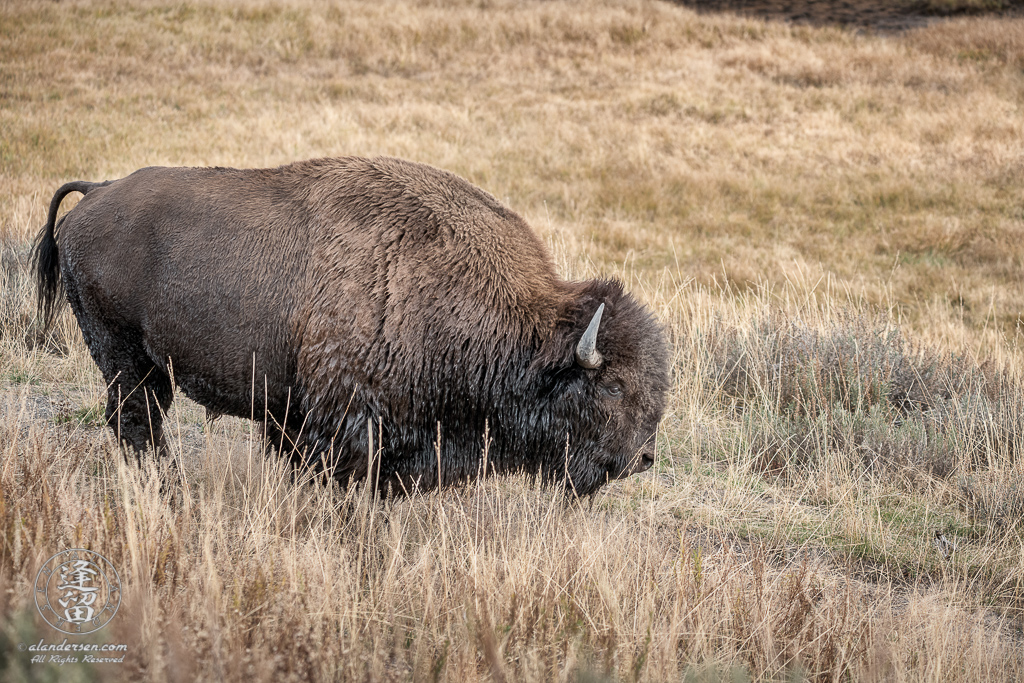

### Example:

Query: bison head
xmin=530 ymin=279 xmax=671 ymax=496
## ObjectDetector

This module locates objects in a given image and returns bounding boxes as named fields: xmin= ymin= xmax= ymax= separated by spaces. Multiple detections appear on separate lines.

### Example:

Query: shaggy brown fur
xmin=35 ymin=157 xmax=670 ymax=495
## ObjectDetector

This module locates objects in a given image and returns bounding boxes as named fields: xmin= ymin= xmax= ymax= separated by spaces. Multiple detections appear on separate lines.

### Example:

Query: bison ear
xmin=575 ymin=303 xmax=604 ymax=369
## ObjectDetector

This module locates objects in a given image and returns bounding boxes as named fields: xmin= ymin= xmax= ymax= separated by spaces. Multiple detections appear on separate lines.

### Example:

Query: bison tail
xmin=32 ymin=180 xmax=111 ymax=331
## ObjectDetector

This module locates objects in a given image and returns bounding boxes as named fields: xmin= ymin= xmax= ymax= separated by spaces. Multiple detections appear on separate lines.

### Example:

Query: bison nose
xmin=636 ymin=451 xmax=655 ymax=473
xmin=609 ymin=452 xmax=657 ymax=480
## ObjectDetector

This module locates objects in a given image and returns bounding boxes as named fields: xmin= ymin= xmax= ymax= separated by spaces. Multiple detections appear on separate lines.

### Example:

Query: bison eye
xmin=602 ymin=383 xmax=623 ymax=399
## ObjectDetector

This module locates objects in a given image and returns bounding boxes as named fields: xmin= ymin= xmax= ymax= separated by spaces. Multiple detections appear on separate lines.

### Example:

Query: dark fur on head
xmin=528 ymin=280 xmax=671 ymax=495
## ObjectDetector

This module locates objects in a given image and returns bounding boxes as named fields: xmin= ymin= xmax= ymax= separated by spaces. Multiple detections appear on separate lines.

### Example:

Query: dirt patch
xmin=673 ymin=0 xmax=1024 ymax=32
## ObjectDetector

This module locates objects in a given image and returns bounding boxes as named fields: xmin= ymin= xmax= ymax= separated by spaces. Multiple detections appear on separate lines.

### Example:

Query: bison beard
xmin=33 ymin=157 xmax=670 ymax=496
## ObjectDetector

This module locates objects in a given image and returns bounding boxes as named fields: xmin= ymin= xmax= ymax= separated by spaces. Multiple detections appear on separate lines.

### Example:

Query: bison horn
xmin=575 ymin=303 xmax=605 ymax=369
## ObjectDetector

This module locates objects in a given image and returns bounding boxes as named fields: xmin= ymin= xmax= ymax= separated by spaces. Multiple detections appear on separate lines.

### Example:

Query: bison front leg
xmin=262 ymin=412 xmax=308 ymax=467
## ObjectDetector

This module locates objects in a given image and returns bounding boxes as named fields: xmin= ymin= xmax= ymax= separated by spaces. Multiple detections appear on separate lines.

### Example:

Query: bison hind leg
xmin=104 ymin=361 xmax=173 ymax=460
xmin=64 ymin=281 xmax=173 ymax=460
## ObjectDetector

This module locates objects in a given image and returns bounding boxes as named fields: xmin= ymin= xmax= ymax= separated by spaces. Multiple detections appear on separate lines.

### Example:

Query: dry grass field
xmin=3 ymin=0 xmax=1024 ymax=680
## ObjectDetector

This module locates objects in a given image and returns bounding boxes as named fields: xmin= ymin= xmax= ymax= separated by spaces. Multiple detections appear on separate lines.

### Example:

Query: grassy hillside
xmin=2 ymin=0 xmax=1024 ymax=681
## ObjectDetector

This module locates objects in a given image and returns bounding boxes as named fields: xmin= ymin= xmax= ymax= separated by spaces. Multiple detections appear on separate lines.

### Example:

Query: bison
xmin=34 ymin=156 xmax=670 ymax=495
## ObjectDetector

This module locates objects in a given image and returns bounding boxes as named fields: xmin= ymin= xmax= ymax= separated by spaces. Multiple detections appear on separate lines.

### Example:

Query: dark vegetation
xmin=701 ymin=311 xmax=1022 ymax=479
xmin=676 ymin=0 xmax=1024 ymax=31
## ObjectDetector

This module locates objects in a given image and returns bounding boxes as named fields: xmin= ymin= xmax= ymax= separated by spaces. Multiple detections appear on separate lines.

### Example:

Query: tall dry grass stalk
xmin=3 ymin=0 xmax=1024 ymax=680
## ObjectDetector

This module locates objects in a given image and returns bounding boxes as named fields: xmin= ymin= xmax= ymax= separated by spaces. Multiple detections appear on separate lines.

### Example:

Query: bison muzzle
xmin=34 ymin=156 xmax=670 ymax=495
